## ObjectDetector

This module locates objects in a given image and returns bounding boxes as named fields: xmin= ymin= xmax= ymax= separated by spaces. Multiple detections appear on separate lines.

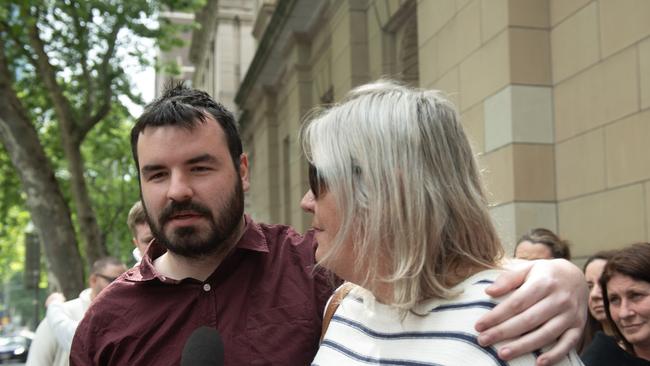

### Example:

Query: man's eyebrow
xmin=186 ymin=154 xmax=218 ymax=165
xmin=141 ymin=164 xmax=165 ymax=174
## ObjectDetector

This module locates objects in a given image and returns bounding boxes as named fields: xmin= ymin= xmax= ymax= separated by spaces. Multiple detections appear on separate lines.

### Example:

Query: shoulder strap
xmin=320 ymin=282 xmax=355 ymax=343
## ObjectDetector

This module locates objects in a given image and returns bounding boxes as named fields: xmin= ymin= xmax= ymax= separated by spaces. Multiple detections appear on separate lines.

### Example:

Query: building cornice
xmin=235 ymin=0 xmax=325 ymax=108
xmin=236 ymin=0 xmax=297 ymax=106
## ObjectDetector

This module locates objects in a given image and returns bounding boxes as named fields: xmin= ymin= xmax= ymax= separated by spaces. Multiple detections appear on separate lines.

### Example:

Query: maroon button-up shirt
xmin=70 ymin=216 xmax=334 ymax=365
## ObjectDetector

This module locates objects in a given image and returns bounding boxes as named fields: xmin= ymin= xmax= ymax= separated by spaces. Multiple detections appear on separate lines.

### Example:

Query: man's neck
xmin=153 ymin=217 xmax=246 ymax=282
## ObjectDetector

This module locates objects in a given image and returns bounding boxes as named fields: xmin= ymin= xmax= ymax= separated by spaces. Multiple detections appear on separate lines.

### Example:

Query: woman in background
xmin=577 ymin=250 xmax=617 ymax=354
xmin=582 ymin=243 xmax=650 ymax=365
xmin=514 ymin=228 xmax=571 ymax=260
xmin=300 ymin=80 xmax=582 ymax=365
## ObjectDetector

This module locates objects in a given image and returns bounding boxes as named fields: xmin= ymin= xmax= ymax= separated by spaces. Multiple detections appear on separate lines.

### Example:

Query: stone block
xmin=509 ymin=0 xmax=549 ymax=28
xmin=599 ymin=0 xmax=650 ymax=58
xmin=512 ymin=143 xmax=556 ymax=202
xmin=418 ymin=36 xmax=439 ymax=86
xmin=554 ymin=46 xmax=639 ymax=141
xmin=479 ymin=145 xmax=514 ymax=205
xmin=461 ymin=102 xmax=485 ymax=153
xmin=484 ymin=85 xmax=554 ymax=152
xmin=490 ymin=202 xmax=558 ymax=254
xmin=549 ymin=0 xmax=590 ymax=26
xmin=641 ymin=38 xmax=650 ymax=110
xmin=459 ymin=30 xmax=510 ymax=110
xmin=550 ymin=2 xmax=599 ymax=83
xmin=481 ymin=0 xmax=508 ymax=42
xmin=555 ymin=129 xmax=606 ymax=200
xmin=432 ymin=67 xmax=460 ymax=107
xmin=510 ymin=28 xmax=552 ymax=86
xmin=605 ymin=110 xmax=650 ymax=188
xmin=417 ymin=0 xmax=456 ymax=46
xmin=559 ymin=184 xmax=646 ymax=256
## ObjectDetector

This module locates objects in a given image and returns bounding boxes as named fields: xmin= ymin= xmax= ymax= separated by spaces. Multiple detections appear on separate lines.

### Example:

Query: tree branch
xmin=79 ymin=14 xmax=125 ymax=141
xmin=22 ymin=6 xmax=78 ymax=138
xmin=0 ymin=20 xmax=37 ymax=67
xmin=68 ymin=2 xmax=94 ymax=114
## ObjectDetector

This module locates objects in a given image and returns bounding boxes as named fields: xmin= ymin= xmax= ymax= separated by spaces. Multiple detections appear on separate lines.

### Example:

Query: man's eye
xmin=148 ymin=172 xmax=166 ymax=181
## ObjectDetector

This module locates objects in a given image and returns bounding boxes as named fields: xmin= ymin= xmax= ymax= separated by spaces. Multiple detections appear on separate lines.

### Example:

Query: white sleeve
xmin=26 ymin=319 xmax=57 ymax=366
xmin=45 ymin=302 xmax=79 ymax=351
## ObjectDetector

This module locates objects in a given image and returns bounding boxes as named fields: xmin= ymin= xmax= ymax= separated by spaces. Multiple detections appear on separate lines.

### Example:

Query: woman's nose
xmin=300 ymin=190 xmax=316 ymax=213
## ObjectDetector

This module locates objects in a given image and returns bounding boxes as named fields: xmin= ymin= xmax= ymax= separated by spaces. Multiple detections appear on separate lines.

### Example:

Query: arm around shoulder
xmin=476 ymin=259 xmax=588 ymax=366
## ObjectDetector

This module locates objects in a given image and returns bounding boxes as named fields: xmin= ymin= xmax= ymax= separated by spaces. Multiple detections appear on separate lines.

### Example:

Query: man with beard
xmin=71 ymin=83 xmax=587 ymax=366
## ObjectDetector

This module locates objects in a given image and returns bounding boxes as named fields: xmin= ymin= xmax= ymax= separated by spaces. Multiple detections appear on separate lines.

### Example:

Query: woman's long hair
xmin=577 ymin=250 xmax=617 ymax=354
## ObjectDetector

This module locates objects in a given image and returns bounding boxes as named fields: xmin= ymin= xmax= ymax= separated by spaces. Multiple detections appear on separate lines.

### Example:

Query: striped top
xmin=313 ymin=269 xmax=583 ymax=366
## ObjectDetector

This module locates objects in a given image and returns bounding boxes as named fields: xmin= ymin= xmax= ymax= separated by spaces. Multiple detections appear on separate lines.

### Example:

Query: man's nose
xmin=167 ymin=172 xmax=193 ymax=202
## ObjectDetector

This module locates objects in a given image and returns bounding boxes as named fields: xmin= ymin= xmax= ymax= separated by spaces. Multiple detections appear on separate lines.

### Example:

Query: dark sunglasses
xmin=308 ymin=163 xmax=327 ymax=199
xmin=94 ymin=273 xmax=119 ymax=283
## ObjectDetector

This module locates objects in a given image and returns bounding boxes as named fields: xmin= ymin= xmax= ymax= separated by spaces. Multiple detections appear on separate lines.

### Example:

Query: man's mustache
xmin=158 ymin=201 xmax=213 ymax=226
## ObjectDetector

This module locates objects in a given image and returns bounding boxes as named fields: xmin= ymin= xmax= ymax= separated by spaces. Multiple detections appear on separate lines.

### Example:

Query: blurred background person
xmin=127 ymin=200 xmax=153 ymax=264
xmin=26 ymin=257 xmax=126 ymax=366
xmin=301 ymin=80 xmax=583 ymax=366
xmin=578 ymin=250 xmax=618 ymax=354
xmin=582 ymin=242 xmax=650 ymax=365
xmin=514 ymin=228 xmax=571 ymax=260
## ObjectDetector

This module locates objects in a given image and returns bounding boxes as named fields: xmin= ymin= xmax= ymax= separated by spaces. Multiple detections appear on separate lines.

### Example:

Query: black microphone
xmin=180 ymin=326 xmax=225 ymax=366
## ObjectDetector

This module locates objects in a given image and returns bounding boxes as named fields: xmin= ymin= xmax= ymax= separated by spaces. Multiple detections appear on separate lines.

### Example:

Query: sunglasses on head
xmin=308 ymin=163 xmax=328 ymax=199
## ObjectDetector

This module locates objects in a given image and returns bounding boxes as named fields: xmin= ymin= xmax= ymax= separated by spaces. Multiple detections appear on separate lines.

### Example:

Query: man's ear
xmin=239 ymin=153 xmax=250 ymax=192
xmin=132 ymin=237 xmax=138 ymax=248
xmin=88 ymin=273 xmax=97 ymax=288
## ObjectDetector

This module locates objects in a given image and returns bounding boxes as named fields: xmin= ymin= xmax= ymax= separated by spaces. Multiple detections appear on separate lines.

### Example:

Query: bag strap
xmin=320 ymin=282 xmax=355 ymax=343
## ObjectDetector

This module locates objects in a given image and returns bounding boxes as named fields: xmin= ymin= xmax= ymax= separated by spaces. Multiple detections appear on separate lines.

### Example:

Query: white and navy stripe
xmin=312 ymin=270 xmax=583 ymax=366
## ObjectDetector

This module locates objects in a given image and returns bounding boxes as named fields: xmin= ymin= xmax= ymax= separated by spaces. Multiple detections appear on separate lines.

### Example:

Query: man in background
xmin=127 ymin=200 xmax=153 ymax=264
xmin=26 ymin=257 xmax=126 ymax=366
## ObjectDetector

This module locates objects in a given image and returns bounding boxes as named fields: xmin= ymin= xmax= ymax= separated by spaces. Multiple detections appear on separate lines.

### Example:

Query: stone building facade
xmin=213 ymin=0 xmax=649 ymax=261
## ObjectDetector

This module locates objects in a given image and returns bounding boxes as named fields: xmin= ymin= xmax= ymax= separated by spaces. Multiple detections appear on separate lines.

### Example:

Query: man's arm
xmin=46 ymin=301 xmax=79 ymax=351
xmin=476 ymin=259 xmax=587 ymax=366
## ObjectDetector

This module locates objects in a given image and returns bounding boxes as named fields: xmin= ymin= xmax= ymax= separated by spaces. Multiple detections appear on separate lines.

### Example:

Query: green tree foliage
xmin=0 ymin=0 xmax=201 ymax=302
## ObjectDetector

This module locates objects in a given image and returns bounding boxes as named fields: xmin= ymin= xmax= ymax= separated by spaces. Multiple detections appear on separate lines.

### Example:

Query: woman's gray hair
xmin=301 ymin=79 xmax=503 ymax=310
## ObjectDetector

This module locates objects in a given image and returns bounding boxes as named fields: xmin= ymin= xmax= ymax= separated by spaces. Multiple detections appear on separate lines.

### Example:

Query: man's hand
xmin=45 ymin=292 xmax=65 ymax=307
xmin=475 ymin=259 xmax=587 ymax=366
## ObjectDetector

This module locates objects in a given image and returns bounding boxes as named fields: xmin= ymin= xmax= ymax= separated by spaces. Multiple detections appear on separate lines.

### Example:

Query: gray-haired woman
xmin=300 ymin=80 xmax=583 ymax=366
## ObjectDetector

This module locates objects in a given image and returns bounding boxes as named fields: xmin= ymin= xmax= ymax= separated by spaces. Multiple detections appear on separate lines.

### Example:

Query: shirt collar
xmin=126 ymin=214 xmax=268 ymax=283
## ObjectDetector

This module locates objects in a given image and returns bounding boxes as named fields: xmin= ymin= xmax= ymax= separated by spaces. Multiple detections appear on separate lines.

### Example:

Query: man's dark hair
xmin=130 ymin=81 xmax=242 ymax=173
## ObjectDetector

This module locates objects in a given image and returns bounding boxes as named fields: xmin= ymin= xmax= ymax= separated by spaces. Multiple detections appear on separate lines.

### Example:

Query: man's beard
xmin=146 ymin=179 xmax=244 ymax=259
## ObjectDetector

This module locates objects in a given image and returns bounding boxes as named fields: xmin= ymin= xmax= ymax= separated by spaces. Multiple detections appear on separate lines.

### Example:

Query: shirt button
xmin=203 ymin=284 xmax=211 ymax=292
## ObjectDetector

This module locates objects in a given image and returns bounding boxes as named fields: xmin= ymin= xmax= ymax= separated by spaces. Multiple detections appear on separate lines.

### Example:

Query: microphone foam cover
xmin=180 ymin=326 xmax=224 ymax=366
